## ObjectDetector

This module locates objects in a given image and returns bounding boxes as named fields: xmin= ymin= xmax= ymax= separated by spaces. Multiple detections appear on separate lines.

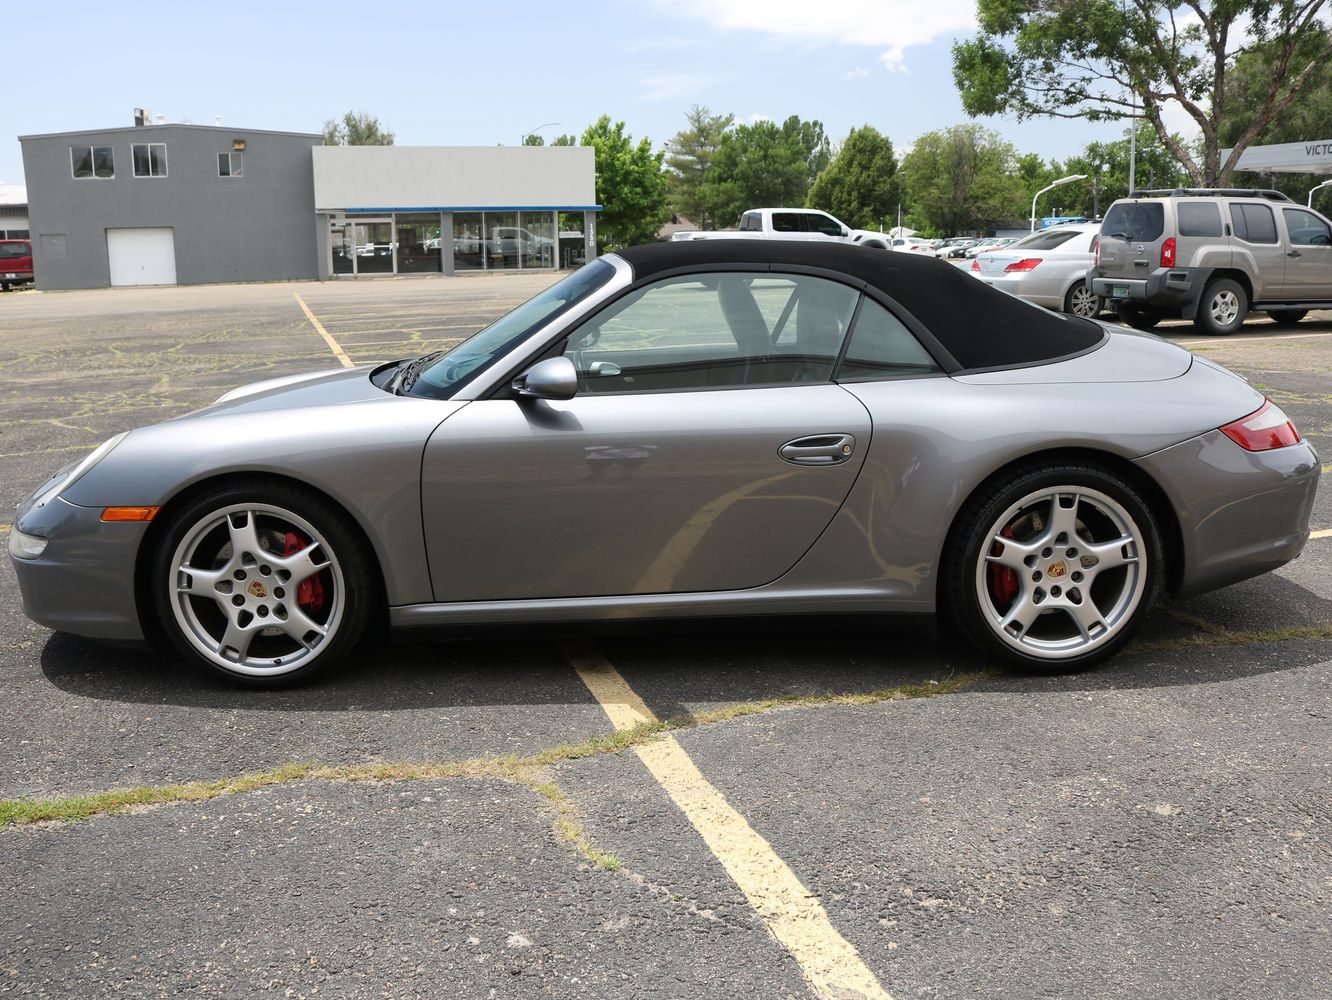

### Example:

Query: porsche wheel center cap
xmin=248 ymin=580 xmax=269 ymax=599
xmin=1046 ymin=560 xmax=1067 ymax=579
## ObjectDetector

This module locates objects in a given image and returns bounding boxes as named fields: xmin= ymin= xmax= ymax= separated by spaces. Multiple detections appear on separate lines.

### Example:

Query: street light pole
xmin=1031 ymin=174 xmax=1089 ymax=232
xmin=520 ymin=122 xmax=560 ymax=145
xmin=1308 ymin=178 xmax=1332 ymax=207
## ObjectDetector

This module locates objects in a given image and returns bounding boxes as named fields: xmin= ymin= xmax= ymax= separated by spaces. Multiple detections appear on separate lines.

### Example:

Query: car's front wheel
xmin=1064 ymin=280 xmax=1103 ymax=319
xmin=944 ymin=463 xmax=1163 ymax=672
xmin=151 ymin=482 xmax=376 ymax=685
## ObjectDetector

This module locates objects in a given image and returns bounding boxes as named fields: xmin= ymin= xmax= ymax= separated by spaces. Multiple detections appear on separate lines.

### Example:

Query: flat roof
xmin=19 ymin=123 xmax=322 ymax=141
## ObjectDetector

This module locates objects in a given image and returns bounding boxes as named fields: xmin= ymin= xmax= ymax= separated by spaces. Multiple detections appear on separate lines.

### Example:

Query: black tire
xmin=1064 ymin=280 xmax=1103 ymax=319
xmin=1115 ymin=302 xmax=1162 ymax=330
xmin=1193 ymin=277 xmax=1248 ymax=336
xmin=150 ymin=480 xmax=378 ymax=687
xmin=1267 ymin=309 xmax=1308 ymax=326
xmin=941 ymin=461 xmax=1163 ymax=674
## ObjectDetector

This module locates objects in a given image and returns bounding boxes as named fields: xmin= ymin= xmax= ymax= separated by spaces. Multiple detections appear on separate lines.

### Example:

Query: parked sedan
xmin=9 ymin=241 xmax=1319 ymax=686
xmin=971 ymin=223 xmax=1104 ymax=318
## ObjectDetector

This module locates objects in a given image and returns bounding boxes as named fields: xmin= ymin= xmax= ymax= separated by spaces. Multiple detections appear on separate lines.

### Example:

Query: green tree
xmin=1219 ymin=25 xmax=1332 ymax=201
xmin=665 ymin=105 xmax=735 ymax=228
xmin=580 ymin=116 xmax=670 ymax=251
xmin=805 ymin=126 xmax=900 ymax=229
xmin=523 ymin=133 xmax=579 ymax=146
xmin=701 ymin=116 xmax=831 ymax=227
xmin=900 ymin=124 xmax=1029 ymax=234
xmin=1061 ymin=125 xmax=1188 ymax=217
xmin=952 ymin=1 xmax=1332 ymax=185
xmin=322 ymin=111 xmax=395 ymax=146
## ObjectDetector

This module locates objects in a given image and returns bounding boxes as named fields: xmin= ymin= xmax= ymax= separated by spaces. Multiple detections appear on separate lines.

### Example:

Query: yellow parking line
xmin=0 ymin=523 xmax=10 ymax=534
xmin=1311 ymin=528 xmax=1332 ymax=540
xmin=293 ymin=293 xmax=354 ymax=369
xmin=564 ymin=642 xmax=893 ymax=1000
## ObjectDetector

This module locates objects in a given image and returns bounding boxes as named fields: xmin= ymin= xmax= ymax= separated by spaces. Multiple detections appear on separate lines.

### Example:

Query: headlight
xmin=8 ymin=527 xmax=47 ymax=560
xmin=29 ymin=432 xmax=129 ymax=510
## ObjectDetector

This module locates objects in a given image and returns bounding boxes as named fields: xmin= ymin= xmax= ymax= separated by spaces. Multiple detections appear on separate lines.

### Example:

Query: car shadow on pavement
xmin=36 ymin=569 xmax=1331 ymax=712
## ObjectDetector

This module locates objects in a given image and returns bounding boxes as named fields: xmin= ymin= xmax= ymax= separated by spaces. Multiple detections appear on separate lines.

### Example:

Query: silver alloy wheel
xmin=1069 ymin=283 xmax=1100 ymax=319
xmin=973 ymin=486 xmax=1147 ymax=660
xmin=1209 ymin=289 xmax=1241 ymax=328
xmin=168 ymin=503 xmax=346 ymax=677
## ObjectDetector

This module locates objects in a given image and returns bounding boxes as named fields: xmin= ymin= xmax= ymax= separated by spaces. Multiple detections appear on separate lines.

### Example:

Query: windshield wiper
xmin=387 ymin=351 xmax=445 ymax=395
xmin=1108 ymin=231 xmax=1132 ymax=240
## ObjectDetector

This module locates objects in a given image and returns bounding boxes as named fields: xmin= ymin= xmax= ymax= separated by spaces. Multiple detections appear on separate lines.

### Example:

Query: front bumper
xmin=1136 ymin=430 xmax=1321 ymax=599
xmin=9 ymin=496 xmax=147 ymax=640
xmin=1091 ymin=267 xmax=1208 ymax=317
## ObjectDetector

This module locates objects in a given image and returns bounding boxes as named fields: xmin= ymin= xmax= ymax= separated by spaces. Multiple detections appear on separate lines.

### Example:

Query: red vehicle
xmin=1 ymin=239 xmax=33 ymax=291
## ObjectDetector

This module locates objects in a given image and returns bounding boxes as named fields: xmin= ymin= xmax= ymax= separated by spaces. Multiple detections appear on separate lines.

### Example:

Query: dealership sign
xmin=1220 ymin=139 xmax=1332 ymax=175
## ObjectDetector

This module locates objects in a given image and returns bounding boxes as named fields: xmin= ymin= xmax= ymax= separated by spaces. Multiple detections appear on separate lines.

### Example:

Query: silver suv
xmin=1091 ymin=189 xmax=1332 ymax=335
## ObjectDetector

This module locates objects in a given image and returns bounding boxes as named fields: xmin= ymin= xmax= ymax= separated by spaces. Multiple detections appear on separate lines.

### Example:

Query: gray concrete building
xmin=20 ymin=124 xmax=322 ymax=289
xmin=19 ymin=122 xmax=600 ymax=290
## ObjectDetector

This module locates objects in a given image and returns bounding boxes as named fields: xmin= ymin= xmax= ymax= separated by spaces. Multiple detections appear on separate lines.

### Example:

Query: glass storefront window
xmin=354 ymin=221 xmax=394 ymax=273
xmin=331 ymin=221 xmax=353 ymax=274
xmin=396 ymin=213 xmax=442 ymax=273
xmin=559 ymin=212 xmax=586 ymax=268
xmin=519 ymin=212 xmax=556 ymax=269
xmin=484 ymin=212 xmax=520 ymax=271
xmin=453 ymin=213 xmax=484 ymax=271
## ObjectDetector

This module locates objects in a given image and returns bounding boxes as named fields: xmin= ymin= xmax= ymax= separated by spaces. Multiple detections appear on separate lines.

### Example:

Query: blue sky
xmin=4 ymin=0 xmax=1131 ymax=186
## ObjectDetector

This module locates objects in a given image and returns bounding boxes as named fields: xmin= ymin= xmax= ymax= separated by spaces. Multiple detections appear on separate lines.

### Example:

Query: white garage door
xmin=107 ymin=228 xmax=177 ymax=287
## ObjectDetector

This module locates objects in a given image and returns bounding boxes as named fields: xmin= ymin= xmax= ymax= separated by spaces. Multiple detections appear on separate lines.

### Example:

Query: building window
xmin=218 ymin=152 xmax=243 ymax=177
xmin=71 ymin=145 xmax=114 ymax=179
xmin=132 ymin=143 xmax=167 ymax=177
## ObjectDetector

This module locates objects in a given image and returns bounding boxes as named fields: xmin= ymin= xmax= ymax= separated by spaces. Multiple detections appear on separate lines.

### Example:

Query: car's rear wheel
xmin=944 ymin=463 xmax=1163 ymax=672
xmin=151 ymin=482 xmax=375 ymax=686
xmin=1064 ymin=281 xmax=1103 ymax=319
xmin=1115 ymin=302 xmax=1162 ymax=330
xmin=1195 ymin=278 xmax=1248 ymax=336
xmin=1267 ymin=309 xmax=1308 ymax=326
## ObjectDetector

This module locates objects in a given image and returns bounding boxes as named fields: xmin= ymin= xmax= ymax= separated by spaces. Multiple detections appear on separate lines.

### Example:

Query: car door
xmin=420 ymin=271 xmax=872 ymax=602
xmin=1229 ymin=202 xmax=1287 ymax=300
xmin=1279 ymin=207 xmax=1332 ymax=298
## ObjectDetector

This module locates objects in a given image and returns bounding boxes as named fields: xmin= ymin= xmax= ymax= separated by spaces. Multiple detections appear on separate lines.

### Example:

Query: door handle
xmin=1288 ymin=249 xmax=1302 ymax=258
xmin=779 ymin=433 xmax=856 ymax=466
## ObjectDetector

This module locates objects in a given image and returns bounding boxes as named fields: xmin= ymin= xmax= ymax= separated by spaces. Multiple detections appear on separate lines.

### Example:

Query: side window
xmin=739 ymin=213 xmax=757 ymax=231
xmin=771 ymin=213 xmax=802 ymax=233
xmin=1231 ymin=204 xmax=1277 ymax=244
xmin=803 ymin=213 xmax=845 ymax=237
xmin=71 ymin=145 xmax=114 ymax=179
xmin=1176 ymin=202 xmax=1222 ymax=238
xmin=562 ymin=273 xmax=858 ymax=394
xmin=837 ymin=299 xmax=941 ymax=380
xmin=1282 ymin=208 xmax=1331 ymax=246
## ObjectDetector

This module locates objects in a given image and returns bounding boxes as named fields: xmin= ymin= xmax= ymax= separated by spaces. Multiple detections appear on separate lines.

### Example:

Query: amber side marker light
xmin=1219 ymin=399 xmax=1301 ymax=452
xmin=101 ymin=506 xmax=160 ymax=522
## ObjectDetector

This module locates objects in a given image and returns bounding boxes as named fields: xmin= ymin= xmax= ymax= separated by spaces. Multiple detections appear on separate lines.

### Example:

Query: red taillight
xmin=1092 ymin=235 xmax=1100 ymax=267
xmin=970 ymin=258 xmax=980 ymax=272
xmin=1219 ymin=399 xmax=1301 ymax=451
xmin=1160 ymin=237 xmax=1176 ymax=268
xmin=1004 ymin=258 xmax=1041 ymax=273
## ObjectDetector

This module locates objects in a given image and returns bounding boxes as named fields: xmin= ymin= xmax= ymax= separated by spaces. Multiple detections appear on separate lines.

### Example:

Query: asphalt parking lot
xmin=2 ymin=274 xmax=1330 ymax=998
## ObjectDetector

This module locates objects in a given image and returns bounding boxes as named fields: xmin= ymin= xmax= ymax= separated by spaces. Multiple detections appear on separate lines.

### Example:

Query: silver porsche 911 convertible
xmin=9 ymin=241 xmax=1320 ymax=685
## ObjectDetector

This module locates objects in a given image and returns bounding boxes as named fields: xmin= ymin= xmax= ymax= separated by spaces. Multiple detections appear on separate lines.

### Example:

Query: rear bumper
xmin=1 ymin=269 xmax=34 ymax=284
xmin=1091 ymin=267 xmax=1209 ymax=317
xmin=975 ymin=272 xmax=1063 ymax=309
xmin=9 ymin=496 xmax=147 ymax=641
xmin=1135 ymin=430 xmax=1321 ymax=599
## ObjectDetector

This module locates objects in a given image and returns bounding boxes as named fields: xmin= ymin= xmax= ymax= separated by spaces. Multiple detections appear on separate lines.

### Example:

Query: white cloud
xmin=636 ymin=72 xmax=731 ymax=102
xmin=674 ymin=0 xmax=977 ymax=70
xmin=842 ymin=67 xmax=871 ymax=80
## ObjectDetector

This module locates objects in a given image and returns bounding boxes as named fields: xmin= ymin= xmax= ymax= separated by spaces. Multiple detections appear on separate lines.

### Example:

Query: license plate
xmin=3 ymin=273 xmax=14 ymax=279
xmin=1109 ymin=283 xmax=1129 ymax=297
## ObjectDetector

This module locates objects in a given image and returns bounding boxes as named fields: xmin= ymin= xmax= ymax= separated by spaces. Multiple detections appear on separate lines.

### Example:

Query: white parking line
xmin=1181 ymin=330 xmax=1332 ymax=347
xmin=565 ymin=642 xmax=893 ymax=1000
xmin=293 ymin=293 xmax=355 ymax=368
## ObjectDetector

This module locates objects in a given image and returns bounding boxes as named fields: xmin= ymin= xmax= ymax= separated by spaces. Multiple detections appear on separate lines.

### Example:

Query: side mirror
xmin=515 ymin=356 xmax=578 ymax=400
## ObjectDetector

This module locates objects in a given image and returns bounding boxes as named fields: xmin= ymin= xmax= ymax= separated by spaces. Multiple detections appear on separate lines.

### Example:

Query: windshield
xmin=408 ymin=259 xmax=615 ymax=399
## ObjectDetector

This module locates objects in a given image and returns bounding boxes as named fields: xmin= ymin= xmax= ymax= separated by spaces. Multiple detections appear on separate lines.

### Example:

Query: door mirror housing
xmin=515 ymin=356 xmax=578 ymax=400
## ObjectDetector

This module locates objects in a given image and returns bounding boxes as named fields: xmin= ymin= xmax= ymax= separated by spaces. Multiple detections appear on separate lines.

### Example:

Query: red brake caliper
xmin=282 ymin=531 xmax=326 ymax=612
xmin=989 ymin=525 xmax=1019 ymax=606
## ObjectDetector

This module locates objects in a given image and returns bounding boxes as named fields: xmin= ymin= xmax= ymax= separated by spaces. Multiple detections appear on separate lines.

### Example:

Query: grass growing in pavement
xmin=0 ymin=671 xmax=993 ymax=832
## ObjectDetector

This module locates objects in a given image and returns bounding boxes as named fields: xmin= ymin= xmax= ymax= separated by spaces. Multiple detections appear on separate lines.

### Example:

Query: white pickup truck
xmin=671 ymin=207 xmax=894 ymax=250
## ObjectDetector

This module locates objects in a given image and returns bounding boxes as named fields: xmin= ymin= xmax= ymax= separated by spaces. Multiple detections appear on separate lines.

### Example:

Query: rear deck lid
xmin=952 ymin=325 xmax=1192 ymax=384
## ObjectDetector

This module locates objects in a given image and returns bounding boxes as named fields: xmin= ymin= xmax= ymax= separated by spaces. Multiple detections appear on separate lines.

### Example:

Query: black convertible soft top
xmin=614 ymin=240 xmax=1104 ymax=372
